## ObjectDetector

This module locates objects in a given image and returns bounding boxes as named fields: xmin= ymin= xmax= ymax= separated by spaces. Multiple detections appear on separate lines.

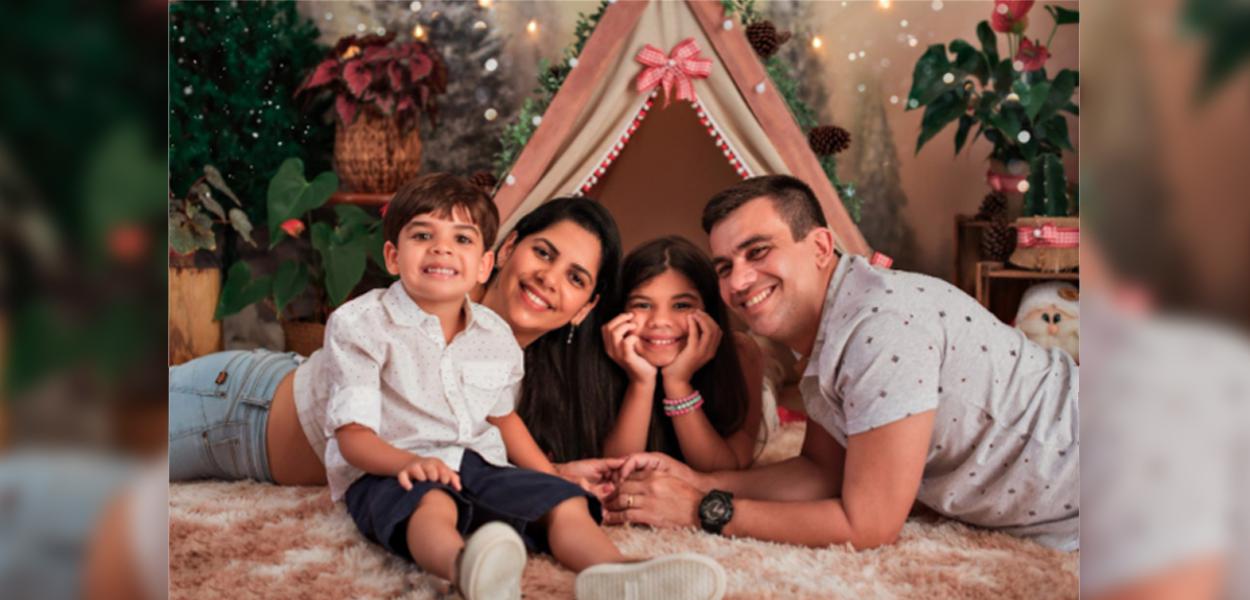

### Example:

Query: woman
xmin=169 ymin=197 xmax=625 ymax=488
xmin=601 ymin=236 xmax=764 ymax=472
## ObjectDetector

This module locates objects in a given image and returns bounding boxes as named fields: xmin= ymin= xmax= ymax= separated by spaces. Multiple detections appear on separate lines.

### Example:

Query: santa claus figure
xmin=1015 ymin=282 xmax=1079 ymax=363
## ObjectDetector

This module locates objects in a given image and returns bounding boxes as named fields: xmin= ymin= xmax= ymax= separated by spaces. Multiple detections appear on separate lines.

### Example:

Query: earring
xmin=566 ymin=323 xmax=576 ymax=345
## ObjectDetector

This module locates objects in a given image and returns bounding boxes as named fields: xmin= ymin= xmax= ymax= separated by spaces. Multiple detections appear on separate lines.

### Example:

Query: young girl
xmin=601 ymin=236 xmax=764 ymax=472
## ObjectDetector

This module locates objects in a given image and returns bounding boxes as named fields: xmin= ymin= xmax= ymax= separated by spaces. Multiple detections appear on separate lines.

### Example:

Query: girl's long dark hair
xmin=617 ymin=236 xmax=748 ymax=460
xmin=497 ymin=198 xmax=625 ymax=462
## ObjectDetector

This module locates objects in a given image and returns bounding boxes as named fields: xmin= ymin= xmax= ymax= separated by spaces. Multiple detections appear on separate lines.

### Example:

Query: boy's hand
xmin=397 ymin=457 xmax=461 ymax=491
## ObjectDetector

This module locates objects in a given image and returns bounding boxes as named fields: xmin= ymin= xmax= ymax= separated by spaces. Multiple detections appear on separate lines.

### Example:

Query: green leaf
xmin=1013 ymin=79 xmax=1052 ymax=122
xmin=169 ymin=213 xmax=202 ymax=255
xmin=311 ymin=222 xmax=368 ymax=308
xmin=1024 ymin=156 xmax=1046 ymax=216
xmin=334 ymin=204 xmax=378 ymax=233
xmin=203 ymin=165 xmax=242 ymax=206
xmin=906 ymin=45 xmax=953 ymax=109
xmin=1062 ymin=101 xmax=1079 ymax=116
xmin=915 ymin=89 xmax=966 ymax=153
xmin=272 ymin=260 xmax=309 ymax=318
xmin=949 ymin=39 xmax=990 ymax=84
xmin=976 ymin=21 xmax=999 ymax=68
xmin=954 ymin=114 xmax=974 ymax=154
xmin=216 ymin=261 xmax=272 ymax=320
xmin=988 ymin=105 xmax=1023 ymax=141
xmin=992 ymin=59 xmax=1015 ymax=95
xmin=1044 ymin=154 xmax=1068 ymax=216
xmin=228 ymin=208 xmax=257 ymax=247
xmin=1045 ymin=5 xmax=1080 ymax=25
xmin=1036 ymin=69 xmax=1078 ymax=124
xmin=192 ymin=182 xmax=226 ymax=221
xmin=1040 ymin=114 xmax=1074 ymax=151
xmin=267 ymin=158 xmax=340 ymax=243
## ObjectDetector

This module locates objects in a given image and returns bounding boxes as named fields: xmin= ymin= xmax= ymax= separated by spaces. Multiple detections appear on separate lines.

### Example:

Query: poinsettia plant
xmin=297 ymin=32 xmax=448 ymax=131
xmin=215 ymin=158 xmax=386 ymax=321
xmin=907 ymin=1 xmax=1079 ymax=216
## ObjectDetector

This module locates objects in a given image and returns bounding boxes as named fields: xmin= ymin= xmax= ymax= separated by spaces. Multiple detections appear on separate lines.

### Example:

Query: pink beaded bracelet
xmin=664 ymin=391 xmax=704 ymax=417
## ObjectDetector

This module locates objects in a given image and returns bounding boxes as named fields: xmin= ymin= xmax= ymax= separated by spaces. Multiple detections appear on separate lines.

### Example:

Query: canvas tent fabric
xmin=493 ymin=0 xmax=869 ymax=256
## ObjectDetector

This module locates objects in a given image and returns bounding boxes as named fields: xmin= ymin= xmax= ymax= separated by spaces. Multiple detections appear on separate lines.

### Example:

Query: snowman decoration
xmin=1015 ymin=282 xmax=1079 ymax=363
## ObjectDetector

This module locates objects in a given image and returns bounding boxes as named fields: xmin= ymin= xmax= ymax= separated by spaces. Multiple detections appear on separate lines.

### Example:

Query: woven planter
xmin=282 ymin=320 xmax=326 ymax=356
xmin=1008 ymin=216 xmax=1079 ymax=272
xmin=334 ymin=111 xmax=423 ymax=193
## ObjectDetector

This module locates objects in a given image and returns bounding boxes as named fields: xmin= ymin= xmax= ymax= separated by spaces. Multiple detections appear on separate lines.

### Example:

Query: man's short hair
xmin=384 ymin=173 xmax=499 ymax=248
xmin=701 ymin=174 xmax=828 ymax=240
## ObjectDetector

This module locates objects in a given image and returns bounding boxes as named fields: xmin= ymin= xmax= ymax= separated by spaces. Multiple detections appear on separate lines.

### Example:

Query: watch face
xmin=700 ymin=491 xmax=732 ymax=525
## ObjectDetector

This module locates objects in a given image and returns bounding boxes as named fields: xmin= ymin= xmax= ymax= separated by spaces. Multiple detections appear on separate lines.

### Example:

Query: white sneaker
xmin=575 ymin=552 xmax=727 ymax=600
xmin=456 ymin=522 xmax=527 ymax=600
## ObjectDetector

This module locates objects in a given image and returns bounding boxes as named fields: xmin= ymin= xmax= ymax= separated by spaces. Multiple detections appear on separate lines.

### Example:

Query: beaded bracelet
xmin=663 ymin=391 xmax=704 ymax=417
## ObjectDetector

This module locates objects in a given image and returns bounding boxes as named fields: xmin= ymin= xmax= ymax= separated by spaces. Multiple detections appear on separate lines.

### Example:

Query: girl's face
xmin=625 ymin=269 xmax=703 ymax=368
xmin=488 ymin=219 xmax=603 ymax=347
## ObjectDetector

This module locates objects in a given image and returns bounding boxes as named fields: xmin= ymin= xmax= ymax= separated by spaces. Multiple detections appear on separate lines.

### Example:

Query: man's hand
xmin=602 ymin=471 xmax=704 ymax=529
xmin=397 ymin=457 xmax=461 ymax=491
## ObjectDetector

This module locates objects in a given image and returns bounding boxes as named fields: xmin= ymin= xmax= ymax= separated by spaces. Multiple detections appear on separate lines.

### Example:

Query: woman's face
xmin=489 ymin=219 xmax=603 ymax=346
xmin=625 ymin=269 xmax=703 ymax=368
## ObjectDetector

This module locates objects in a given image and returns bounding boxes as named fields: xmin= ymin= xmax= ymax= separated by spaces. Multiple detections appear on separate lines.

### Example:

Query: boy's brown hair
xmin=383 ymin=173 xmax=499 ymax=248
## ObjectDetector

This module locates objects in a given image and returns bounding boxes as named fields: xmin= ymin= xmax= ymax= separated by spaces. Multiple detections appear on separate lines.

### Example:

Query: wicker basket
xmin=282 ymin=319 xmax=326 ymax=356
xmin=1008 ymin=216 xmax=1079 ymax=272
xmin=334 ymin=111 xmax=423 ymax=193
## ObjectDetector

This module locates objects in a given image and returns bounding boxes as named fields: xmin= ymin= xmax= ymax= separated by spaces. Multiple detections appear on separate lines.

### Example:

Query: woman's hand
xmin=615 ymin=452 xmax=707 ymax=490
xmin=602 ymin=313 xmax=658 ymax=384
xmin=397 ymin=457 xmax=461 ymax=491
xmin=556 ymin=458 xmax=624 ymax=500
xmin=660 ymin=311 xmax=722 ymax=394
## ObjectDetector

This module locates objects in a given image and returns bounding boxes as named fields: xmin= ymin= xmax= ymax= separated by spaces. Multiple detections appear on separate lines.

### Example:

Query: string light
xmin=478 ymin=0 xmax=493 ymax=7
xmin=526 ymin=19 xmax=538 ymax=35
xmin=878 ymin=0 xmax=891 ymax=8
xmin=412 ymin=24 xmax=426 ymax=40
xmin=811 ymin=35 xmax=823 ymax=49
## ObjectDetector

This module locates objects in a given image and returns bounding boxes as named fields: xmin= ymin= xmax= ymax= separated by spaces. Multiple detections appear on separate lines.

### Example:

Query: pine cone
xmin=469 ymin=170 xmax=498 ymax=192
xmin=746 ymin=21 xmax=781 ymax=59
xmin=975 ymin=192 xmax=1007 ymax=221
xmin=808 ymin=125 xmax=851 ymax=156
xmin=981 ymin=214 xmax=1017 ymax=261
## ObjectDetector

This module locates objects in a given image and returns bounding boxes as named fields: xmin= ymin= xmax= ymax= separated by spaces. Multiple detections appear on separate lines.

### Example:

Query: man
xmin=603 ymin=175 xmax=1078 ymax=551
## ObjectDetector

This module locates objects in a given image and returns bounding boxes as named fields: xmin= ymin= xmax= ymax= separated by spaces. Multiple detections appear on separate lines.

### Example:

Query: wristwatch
xmin=698 ymin=489 xmax=734 ymax=535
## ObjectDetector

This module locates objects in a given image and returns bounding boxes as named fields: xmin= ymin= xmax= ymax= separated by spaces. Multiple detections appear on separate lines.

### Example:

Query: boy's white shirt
xmin=293 ymin=281 xmax=524 ymax=501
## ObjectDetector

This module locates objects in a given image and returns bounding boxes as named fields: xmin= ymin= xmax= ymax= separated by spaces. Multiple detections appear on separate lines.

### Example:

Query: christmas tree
xmin=846 ymin=77 xmax=915 ymax=266
xmin=169 ymin=1 xmax=334 ymax=218
xmin=343 ymin=0 xmax=522 ymax=178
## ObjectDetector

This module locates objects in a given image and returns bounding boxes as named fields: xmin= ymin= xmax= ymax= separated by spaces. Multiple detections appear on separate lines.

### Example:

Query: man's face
xmin=708 ymin=197 xmax=830 ymax=347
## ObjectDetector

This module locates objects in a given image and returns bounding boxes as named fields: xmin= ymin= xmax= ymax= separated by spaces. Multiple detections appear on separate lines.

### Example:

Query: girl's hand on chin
xmin=661 ymin=311 xmax=721 ymax=387
xmin=602 ymin=313 xmax=658 ymax=383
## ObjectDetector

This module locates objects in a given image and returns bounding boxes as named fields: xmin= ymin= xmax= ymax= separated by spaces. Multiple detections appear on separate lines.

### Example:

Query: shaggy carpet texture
xmin=170 ymin=423 xmax=1078 ymax=599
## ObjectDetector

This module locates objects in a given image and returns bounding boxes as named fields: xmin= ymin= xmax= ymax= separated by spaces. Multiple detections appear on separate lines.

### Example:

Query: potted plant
xmin=215 ymin=158 xmax=387 ymax=355
xmin=168 ymin=166 xmax=258 ymax=364
xmin=296 ymin=32 xmax=448 ymax=194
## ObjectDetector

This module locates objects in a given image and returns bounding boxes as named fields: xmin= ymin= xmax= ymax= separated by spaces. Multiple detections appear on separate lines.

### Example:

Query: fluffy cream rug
xmin=170 ymin=423 xmax=1077 ymax=599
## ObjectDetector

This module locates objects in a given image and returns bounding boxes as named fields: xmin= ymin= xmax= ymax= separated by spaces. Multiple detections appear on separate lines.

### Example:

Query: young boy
xmin=312 ymin=173 xmax=726 ymax=600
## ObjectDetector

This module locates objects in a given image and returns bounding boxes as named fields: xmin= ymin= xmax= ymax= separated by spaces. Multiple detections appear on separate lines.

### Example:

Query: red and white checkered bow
xmin=1017 ymin=222 xmax=1080 ymax=248
xmin=634 ymin=38 xmax=712 ymax=106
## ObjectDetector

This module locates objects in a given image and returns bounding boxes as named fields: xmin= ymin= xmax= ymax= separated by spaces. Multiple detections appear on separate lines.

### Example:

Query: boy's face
xmin=383 ymin=206 xmax=494 ymax=307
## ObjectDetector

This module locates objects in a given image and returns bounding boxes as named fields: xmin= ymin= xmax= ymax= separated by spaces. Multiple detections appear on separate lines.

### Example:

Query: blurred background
xmin=1 ymin=0 xmax=1248 ymax=598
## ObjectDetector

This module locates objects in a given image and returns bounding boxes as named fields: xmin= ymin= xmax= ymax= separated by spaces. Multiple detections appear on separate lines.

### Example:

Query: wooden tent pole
xmin=493 ymin=0 xmax=651 ymax=224
xmin=686 ymin=0 xmax=871 ymax=256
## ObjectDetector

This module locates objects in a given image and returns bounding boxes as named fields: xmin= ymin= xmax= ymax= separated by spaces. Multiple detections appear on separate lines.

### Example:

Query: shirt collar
xmin=382 ymin=281 xmax=498 ymax=339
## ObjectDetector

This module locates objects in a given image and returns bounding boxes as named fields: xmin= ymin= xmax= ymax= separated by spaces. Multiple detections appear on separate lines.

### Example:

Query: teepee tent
xmin=493 ymin=0 xmax=871 ymax=256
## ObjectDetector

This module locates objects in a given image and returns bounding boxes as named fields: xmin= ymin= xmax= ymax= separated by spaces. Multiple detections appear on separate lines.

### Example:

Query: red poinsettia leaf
xmin=343 ymin=60 xmax=372 ymax=97
xmin=298 ymin=58 xmax=340 ymax=94
xmin=388 ymin=62 xmax=405 ymax=92
xmin=396 ymin=96 xmax=415 ymax=114
xmin=376 ymin=94 xmax=395 ymax=115
xmin=407 ymin=53 xmax=432 ymax=82
xmin=336 ymin=96 xmax=357 ymax=125
xmin=363 ymin=45 xmax=397 ymax=63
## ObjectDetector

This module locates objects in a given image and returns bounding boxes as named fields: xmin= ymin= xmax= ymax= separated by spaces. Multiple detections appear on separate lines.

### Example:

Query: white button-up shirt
xmin=293 ymin=281 xmax=524 ymax=500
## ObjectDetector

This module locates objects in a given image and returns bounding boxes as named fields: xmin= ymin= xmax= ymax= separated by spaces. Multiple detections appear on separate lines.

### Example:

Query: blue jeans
xmin=168 ymin=350 xmax=302 ymax=482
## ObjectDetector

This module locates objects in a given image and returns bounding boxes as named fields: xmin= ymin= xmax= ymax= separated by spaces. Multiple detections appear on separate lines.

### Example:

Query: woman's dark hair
xmin=499 ymin=198 xmax=625 ymax=462
xmin=617 ymin=236 xmax=748 ymax=460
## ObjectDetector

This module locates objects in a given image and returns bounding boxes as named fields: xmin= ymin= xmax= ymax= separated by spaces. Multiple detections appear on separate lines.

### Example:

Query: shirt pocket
xmin=458 ymin=361 xmax=514 ymax=419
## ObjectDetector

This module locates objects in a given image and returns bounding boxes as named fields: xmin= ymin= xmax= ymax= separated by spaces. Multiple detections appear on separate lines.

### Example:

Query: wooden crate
xmin=954 ymin=215 xmax=991 ymax=294
xmin=975 ymin=261 xmax=1078 ymax=324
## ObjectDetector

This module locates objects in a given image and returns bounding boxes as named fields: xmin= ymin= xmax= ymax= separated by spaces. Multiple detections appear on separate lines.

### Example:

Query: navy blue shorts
xmin=344 ymin=450 xmax=601 ymax=560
